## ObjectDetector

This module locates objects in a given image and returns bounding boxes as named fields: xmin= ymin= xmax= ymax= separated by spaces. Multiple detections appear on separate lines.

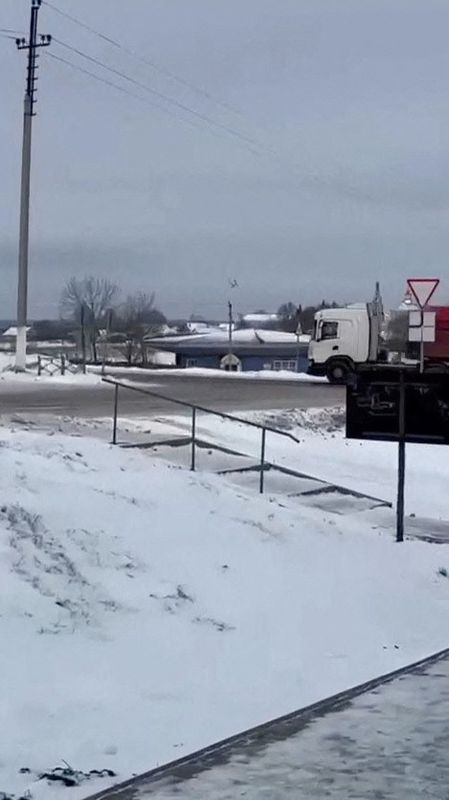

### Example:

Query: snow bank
xmin=1 ymin=423 xmax=449 ymax=798
xmin=0 ymin=370 xmax=102 ymax=386
xmin=98 ymin=365 xmax=327 ymax=382
xmin=0 ymin=351 xmax=38 ymax=373
xmin=0 ymin=352 xmax=101 ymax=386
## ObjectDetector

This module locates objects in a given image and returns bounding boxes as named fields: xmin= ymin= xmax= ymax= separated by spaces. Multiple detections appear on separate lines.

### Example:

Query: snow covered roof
xmin=241 ymin=313 xmax=279 ymax=323
xmin=151 ymin=328 xmax=298 ymax=346
xmin=148 ymin=328 xmax=309 ymax=356
xmin=1 ymin=326 xmax=31 ymax=338
xmin=186 ymin=322 xmax=223 ymax=334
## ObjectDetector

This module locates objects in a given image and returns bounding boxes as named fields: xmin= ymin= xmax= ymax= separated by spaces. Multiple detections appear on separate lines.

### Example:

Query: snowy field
xmin=1 ymin=411 xmax=449 ymax=798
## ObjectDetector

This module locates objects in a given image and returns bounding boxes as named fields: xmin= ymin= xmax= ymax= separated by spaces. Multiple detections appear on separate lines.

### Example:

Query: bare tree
xmin=278 ymin=302 xmax=301 ymax=332
xmin=118 ymin=292 xmax=166 ymax=365
xmin=60 ymin=276 xmax=119 ymax=362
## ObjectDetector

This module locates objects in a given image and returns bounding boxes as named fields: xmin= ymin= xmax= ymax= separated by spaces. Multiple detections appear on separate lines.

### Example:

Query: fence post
xmin=112 ymin=383 xmax=119 ymax=445
xmin=37 ymin=355 xmax=41 ymax=376
xmin=259 ymin=427 xmax=266 ymax=494
xmin=61 ymin=354 xmax=65 ymax=376
xmin=191 ymin=407 xmax=196 ymax=471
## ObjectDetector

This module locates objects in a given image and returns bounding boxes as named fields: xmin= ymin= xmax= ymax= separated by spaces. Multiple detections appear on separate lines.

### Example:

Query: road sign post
xmin=346 ymin=360 xmax=449 ymax=543
xmin=396 ymin=369 xmax=405 ymax=543
xmin=420 ymin=318 xmax=424 ymax=374
xmin=407 ymin=279 xmax=439 ymax=373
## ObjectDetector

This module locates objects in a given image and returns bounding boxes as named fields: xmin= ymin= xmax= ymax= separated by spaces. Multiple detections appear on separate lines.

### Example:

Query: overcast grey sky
xmin=1 ymin=0 xmax=449 ymax=319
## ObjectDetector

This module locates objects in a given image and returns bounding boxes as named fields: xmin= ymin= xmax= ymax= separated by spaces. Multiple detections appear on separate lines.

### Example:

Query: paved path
xmin=0 ymin=373 xmax=343 ymax=418
xmin=89 ymin=652 xmax=449 ymax=799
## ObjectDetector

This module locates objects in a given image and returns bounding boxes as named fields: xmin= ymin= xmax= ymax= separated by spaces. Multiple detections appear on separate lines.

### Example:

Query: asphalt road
xmin=0 ymin=373 xmax=344 ymax=418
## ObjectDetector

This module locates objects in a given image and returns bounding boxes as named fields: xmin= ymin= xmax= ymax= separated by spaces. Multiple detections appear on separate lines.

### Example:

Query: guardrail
xmin=102 ymin=377 xmax=299 ymax=494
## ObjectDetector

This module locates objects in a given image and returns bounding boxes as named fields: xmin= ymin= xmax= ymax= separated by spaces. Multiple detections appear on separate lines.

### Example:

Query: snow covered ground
xmin=1 ymin=411 xmax=449 ymax=799
xmin=109 ymin=406 xmax=449 ymax=519
xmin=0 ymin=351 xmax=322 ymax=385
xmin=120 ymin=367 xmax=326 ymax=382
xmin=89 ymin=365 xmax=325 ymax=382
xmin=0 ymin=351 xmax=39 ymax=373
xmin=0 ymin=352 xmax=101 ymax=386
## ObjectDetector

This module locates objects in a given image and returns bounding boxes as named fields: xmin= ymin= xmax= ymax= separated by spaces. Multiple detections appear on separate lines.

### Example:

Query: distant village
xmin=1 ymin=277 xmax=339 ymax=373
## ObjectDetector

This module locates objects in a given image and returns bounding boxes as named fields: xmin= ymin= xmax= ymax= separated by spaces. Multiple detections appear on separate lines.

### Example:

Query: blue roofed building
xmin=147 ymin=329 xmax=310 ymax=373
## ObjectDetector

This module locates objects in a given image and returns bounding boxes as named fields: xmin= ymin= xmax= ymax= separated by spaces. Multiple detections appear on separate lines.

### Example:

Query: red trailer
xmin=424 ymin=307 xmax=449 ymax=362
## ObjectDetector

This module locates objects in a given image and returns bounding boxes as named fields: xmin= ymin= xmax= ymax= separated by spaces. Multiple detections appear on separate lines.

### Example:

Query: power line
xmin=43 ymin=1 xmax=118 ymax=46
xmin=52 ymin=37 xmax=262 ymax=153
xmin=42 ymin=0 xmax=241 ymax=118
xmin=46 ymin=51 xmax=150 ymax=104
xmin=0 ymin=28 xmax=27 ymax=38
xmin=45 ymin=51 xmax=257 ymax=148
xmin=11 ymin=4 xmax=339 ymax=193
xmin=48 ymin=40 xmax=334 ymax=196
xmin=41 ymin=9 xmax=327 ymax=184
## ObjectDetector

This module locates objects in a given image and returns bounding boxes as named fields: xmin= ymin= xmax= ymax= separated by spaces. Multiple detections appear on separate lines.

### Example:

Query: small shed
xmin=1 ymin=325 xmax=32 ymax=340
xmin=0 ymin=325 xmax=32 ymax=351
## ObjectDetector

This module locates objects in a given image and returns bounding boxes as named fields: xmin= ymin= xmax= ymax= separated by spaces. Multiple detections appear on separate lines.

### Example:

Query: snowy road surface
xmin=133 ymin=653 xmax=449 ymax=799
xmin=0 ymin=371 xmax=343 ymax=417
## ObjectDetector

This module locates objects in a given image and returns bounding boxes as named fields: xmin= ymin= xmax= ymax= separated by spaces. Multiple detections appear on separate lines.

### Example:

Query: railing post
xmin=191 ymin=407 xmax=196 ymax=471
xmin=37 ymin=355 xmax=41 ymax=376
xmin=61 ymin=354 xmax=66 ymax=376
xmin=259 ymin=427 xmax=266 ymax=494
xmin=112 ymin=383 xmax=119 ymax=445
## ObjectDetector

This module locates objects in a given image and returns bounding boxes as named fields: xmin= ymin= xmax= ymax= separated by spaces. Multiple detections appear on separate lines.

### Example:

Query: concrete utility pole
xmin=15 ymin=0 xmax=51 ymax=371
xmin=228 ymin=300 xmax=233 ymax=366
xmin=226 ymin=278 xmax=239 ymax=370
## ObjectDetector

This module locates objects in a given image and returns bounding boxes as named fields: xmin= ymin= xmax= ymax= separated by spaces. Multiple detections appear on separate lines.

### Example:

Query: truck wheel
xmin=326 ymin=360 xmax=351 ymax=384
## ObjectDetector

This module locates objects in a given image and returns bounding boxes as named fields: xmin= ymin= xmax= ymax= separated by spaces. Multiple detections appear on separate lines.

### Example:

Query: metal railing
xmin=37 ymin=354 xmax=85 ymax=376
xmin=102 ymin=377 xmax=299 ymax=494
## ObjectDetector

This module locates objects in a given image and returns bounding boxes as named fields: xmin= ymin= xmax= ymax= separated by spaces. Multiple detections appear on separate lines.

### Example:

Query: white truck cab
xmin=308 ymin=301 xmax=382 ymax=383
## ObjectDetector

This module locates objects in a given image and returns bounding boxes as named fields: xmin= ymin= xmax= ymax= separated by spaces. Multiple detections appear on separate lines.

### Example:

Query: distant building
xmin=239 ymin=313 xmax=280 ymax=329
xmin=185 ymin=321 xmax=223 ymax=335
xmin=148 ymin=328 xmax=309 ymax=372
xmin=1 ymin=325 xmax=32 ymax=339
xmin=0 ymin=325 xmax=32 ymax=350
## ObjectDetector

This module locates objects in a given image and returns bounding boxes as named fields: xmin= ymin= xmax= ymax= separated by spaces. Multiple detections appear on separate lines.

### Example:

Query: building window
xmin=272 ymin=360 xmax=297 ymax=371
xmin=186 ymin=358 xmax=198 ymax=368
xmin=319 ymin=321 xmax=339 ymax=340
